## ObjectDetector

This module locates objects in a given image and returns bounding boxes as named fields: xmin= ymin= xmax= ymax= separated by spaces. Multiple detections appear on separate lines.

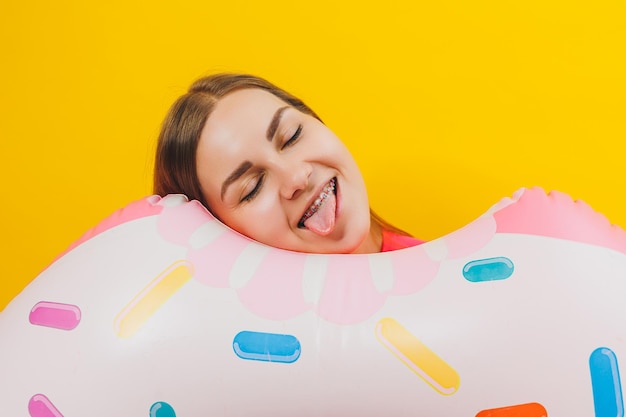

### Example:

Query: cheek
xmin=227 ymin=199 xmax=285 ymax=238
xmin=324 ymin=138 xmax=361 ymax=175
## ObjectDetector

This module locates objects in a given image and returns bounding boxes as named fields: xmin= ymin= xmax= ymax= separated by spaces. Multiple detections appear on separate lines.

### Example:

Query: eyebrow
xmin=220 ymin=106 xmax=289 ymax=201
xmin=266 ymin=106 xmax=290 ymax=141
xmin=221 ymin=160 xmax=253 ymax=201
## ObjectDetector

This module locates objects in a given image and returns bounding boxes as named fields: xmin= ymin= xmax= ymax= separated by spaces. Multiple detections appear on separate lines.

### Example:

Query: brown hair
xmin=153 ymin=73 xmax=411 ymax=237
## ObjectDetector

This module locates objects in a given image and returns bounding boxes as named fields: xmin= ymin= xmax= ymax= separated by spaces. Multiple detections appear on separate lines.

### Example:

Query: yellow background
xmin=1 ymin=0 xmax=624 ymax=310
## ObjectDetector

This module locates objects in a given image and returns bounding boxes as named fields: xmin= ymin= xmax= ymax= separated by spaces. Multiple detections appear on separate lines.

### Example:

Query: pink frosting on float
xmin=150 ymin=199 xmax=440 ymax=324
xmin=148 ymin=187 xmax=626 ymax=325
xmin=315 ymin=256 xmax=387 ymax=325
xmin=187 ymin=232 xmax=252 ymax=288
xmin=494 ymin=187 xmax=626 ymax=255
xmin=443 ymin=215 xmax=497 ymax=259
xmin=237 ymin=250 xmax=310 ymax=320
xmin=387 ymin=247 xmax=439 ymax=296
xmin=233 ymin=246 xmax=441 ymax=323
xmin=157 ymin=198 xmax=216 ymax=246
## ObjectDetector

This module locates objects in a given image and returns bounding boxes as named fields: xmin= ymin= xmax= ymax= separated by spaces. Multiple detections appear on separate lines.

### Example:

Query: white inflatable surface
xmin=1 ymin=187 xmax=626 ymax=417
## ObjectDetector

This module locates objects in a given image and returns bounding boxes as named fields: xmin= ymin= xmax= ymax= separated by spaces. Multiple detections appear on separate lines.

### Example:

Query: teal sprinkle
xmin=150 ymin=402 xmax=176 ymax=417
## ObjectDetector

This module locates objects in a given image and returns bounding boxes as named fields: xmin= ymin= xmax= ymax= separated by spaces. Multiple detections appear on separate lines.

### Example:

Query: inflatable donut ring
xmin=2 ymin=187 xmax=626 ymax=416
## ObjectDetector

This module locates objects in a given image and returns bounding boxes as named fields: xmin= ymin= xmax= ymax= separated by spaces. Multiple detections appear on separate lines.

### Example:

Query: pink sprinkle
xmin=29 ymin=302 xmax=81 ymax=330
xmin=28 ymin=394 xmax=63 ymax=417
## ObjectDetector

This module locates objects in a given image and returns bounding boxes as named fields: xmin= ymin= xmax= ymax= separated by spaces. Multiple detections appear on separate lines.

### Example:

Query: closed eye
xmin=241 ymin=173 xmax=265 ymax=202
xmin=282 ymin=125 xmax=302 ymax=149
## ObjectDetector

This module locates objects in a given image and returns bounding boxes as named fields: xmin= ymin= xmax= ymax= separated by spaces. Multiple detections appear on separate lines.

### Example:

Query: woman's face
xmin=195 ymin=88 xmax=373 ymax=254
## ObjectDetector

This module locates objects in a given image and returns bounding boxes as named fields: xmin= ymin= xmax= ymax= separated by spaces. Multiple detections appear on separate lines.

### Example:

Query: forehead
xmin=206 ymin=88 xmax=287 ymax=131
xmin=199 ymin=88 xmax=286 ymax=152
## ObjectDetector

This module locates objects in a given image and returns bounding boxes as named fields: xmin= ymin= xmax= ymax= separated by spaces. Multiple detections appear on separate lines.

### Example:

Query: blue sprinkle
xmin=462 ymin=257 xmax=514 ymax=282
xmin=590 ymin=347 xmax=624 ymax=417
xmin=233 ymin=331 xmax=301 ymax=363
xmin=150 ymin=402 xmax=176 ymax=417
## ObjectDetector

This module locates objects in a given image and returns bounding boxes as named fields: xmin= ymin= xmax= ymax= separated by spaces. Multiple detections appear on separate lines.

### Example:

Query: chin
xmin=342 ymin=227 xmax=373 ymax=254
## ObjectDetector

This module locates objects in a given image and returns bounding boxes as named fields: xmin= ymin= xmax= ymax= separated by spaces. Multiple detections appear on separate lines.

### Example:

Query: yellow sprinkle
xmin=375 ymin=317 xmax=460 ymax=395
xmin=114 ymin=261 xmax=193 ymax=338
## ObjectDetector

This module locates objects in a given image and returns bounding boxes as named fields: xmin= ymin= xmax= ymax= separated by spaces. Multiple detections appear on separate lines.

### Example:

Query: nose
xmin=278 ymin=160 xmax=312 ymax=200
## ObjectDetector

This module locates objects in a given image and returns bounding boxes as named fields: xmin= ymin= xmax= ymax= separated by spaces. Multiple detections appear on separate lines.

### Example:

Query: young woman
xmin=154 ymin=73 xmax=422 ymax=253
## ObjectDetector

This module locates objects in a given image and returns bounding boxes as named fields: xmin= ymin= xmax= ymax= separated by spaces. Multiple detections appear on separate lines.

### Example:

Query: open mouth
xmin=298 ymin=177 xmax=337 ymax=229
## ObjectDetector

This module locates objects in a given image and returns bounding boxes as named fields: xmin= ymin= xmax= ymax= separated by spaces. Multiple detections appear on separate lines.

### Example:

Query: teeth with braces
xmin=299 ymin=178 xmax=336 ymax=225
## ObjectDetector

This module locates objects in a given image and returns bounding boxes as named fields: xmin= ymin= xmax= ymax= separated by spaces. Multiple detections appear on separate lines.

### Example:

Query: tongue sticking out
xmin=303 ymin=192 xmax=336 ymax=236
